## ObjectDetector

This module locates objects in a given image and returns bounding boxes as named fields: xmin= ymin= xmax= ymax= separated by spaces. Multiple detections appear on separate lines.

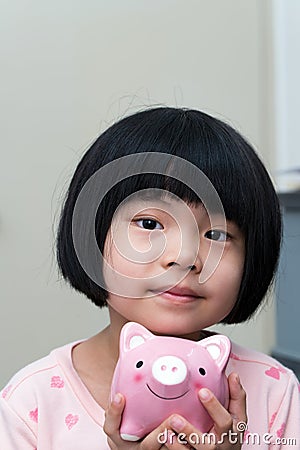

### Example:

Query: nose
xmin=150 ymin=356 xmax=189 ymax=398
xmin=152 ymin=356 xmax=187 ymax=385
xmin=161 ymin=241 xmax=203 ymax=273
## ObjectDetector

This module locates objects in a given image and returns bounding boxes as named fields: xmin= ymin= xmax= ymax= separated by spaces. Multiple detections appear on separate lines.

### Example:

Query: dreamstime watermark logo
xmin=157 ymin=422 xmax=298 ymax=446
xmin=72 ymin=153 xmax=227 ymax=297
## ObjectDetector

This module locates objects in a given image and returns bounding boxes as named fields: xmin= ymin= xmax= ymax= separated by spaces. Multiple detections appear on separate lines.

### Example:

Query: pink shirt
xmin=1 ymin=340 xmax=299 ymax=449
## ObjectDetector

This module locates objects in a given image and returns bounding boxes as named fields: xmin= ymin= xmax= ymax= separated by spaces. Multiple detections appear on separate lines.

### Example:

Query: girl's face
xmin=103 ymin=193 xmax=245 ymax=337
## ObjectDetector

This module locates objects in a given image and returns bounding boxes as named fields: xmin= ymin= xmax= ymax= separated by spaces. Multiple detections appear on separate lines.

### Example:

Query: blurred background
xmin=1 ymin=0 xmax=300 ymax=387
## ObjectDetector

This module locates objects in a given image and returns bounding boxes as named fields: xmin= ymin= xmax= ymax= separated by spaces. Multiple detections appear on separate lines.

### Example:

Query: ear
xmin=119 ymin=322 xmax=154 ymax=353
xmin=199 ymin=335 xmax=231 ymax=371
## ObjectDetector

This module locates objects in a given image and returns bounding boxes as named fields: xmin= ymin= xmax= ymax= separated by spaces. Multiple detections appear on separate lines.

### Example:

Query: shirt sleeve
xmin=269 ymin=371 xmax=300 ymax=449
xmin=0 ymin=397 xmax=37 ymax=449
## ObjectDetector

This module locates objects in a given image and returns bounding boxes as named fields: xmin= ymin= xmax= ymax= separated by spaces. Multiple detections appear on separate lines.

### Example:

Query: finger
xmin=159 ymin=428 xmax=188 ymax=450
xmin=107 ymin=436 xmax=118 ymax=450
xmin=141 ymin=416 xmax=187 ymax=450
xmin=103 ymin=393 xmax=125 ymax=442
xmin=168 ymin=414 xmax=211 ymax=448
xmin=198 ymin=388 xmax=233 ymax=437
xmin=227 ymin=372 xmax=248 ymax=425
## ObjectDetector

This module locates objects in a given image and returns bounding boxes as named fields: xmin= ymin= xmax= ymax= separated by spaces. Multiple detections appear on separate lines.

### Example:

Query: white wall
xmin=0 ymin=0 xmax=275 ymax=387
xmin=270 ymin=0 xmax=300 ymax=191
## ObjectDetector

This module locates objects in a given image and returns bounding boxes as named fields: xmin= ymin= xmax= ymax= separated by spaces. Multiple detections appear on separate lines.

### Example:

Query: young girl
xmin=0 ymin=107 xmax=299 ymax=449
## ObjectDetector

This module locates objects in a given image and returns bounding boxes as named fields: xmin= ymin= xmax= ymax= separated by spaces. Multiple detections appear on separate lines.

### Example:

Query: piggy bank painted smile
xmin=111 ymin=322 xmax=231 ymax=441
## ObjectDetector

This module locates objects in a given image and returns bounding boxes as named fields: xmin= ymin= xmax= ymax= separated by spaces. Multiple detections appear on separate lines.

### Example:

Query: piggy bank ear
xmin=119 ymin=322 xmax=154 ymax=353
xmin=199 ymin=335 xmax=231 ymax=371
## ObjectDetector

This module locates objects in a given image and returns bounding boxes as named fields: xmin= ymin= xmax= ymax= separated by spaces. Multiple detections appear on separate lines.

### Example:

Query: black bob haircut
xmin=56 ymin=107 xmax=282 ymax=324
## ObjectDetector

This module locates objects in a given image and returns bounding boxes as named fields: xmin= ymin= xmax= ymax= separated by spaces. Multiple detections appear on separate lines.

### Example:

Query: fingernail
xmin=113 ymin=393 xmax=122 ymax=405
xmin=199 ymin=388 xmax=212 ymax=401
xmin=235 ymin=374 xmax=241 ymax=386
xmin=170 ymin=415 xmax=185 ymax=431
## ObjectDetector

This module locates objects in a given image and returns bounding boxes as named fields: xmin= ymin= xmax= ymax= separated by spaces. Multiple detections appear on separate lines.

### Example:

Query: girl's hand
xmin=104 ymin=372 xmax=247 ymax=449
xmin=104 ymin=394 xmax=173 ymax=449
xmin=166 ymin=372 xmax=247 ymax=449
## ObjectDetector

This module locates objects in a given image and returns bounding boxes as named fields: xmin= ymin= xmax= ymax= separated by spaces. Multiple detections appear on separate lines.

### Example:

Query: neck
xmin=103 ymin=306 xmax=213 ymax=352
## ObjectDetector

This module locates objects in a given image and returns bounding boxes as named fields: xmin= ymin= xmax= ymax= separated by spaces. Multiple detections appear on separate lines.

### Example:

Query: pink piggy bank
xmin=111 ymin=322 xmax=231 ymax=441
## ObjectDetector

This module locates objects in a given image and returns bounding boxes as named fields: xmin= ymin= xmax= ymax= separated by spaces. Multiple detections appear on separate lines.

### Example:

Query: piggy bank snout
xmin=152 ymin=356 xmax=187 ymax=386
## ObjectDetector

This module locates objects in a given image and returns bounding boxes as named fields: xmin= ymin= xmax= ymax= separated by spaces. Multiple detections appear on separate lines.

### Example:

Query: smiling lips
xmin=151 ymin=286 xmax=201 ymax=303
xmin=146 ymin=383 xmax=189 ymax=400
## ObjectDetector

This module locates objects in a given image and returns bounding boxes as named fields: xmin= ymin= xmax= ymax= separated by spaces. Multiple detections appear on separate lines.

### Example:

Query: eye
xmin=136 ymin=361 xmax=144 ymax=368
xmin=199 ymin=367 xmax=206 ymax=376
xmin=135 ymin=219 xmax=163 ymax=230
xmin=205 ymin=230 xmax=229 ymax=242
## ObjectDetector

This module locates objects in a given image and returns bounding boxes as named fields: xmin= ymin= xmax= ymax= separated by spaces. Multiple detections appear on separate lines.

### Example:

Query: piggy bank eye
xmin=199 ymin=367 xmax=206 ymax=376
xmin=136 ymin=361 xmax=144 ymax=368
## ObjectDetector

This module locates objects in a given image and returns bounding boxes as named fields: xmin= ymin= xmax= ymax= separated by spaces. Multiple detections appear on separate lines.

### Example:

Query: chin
xmin=142 ymin=320 xmax=199 ymax=339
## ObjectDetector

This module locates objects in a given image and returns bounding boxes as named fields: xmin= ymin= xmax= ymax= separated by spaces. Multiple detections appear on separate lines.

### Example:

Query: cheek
xmin=128 ymin=229 xmax=152 ymax=253
xmin=104 ymin=242 xmax=149 ymax=279
xmin=194 ymin=381 xmax=203 ymax=391
xmin=215 ymin=258 xmax=244 ymax=295
xmin=133 ymin=373 xmax=144 ymax=383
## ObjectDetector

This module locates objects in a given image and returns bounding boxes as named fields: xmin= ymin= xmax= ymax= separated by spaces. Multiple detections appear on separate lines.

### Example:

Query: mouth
xmin=150 ymin=286 xmax=202 ymax=304
xmin=146 ymin=384 xmax=189 ymax=400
